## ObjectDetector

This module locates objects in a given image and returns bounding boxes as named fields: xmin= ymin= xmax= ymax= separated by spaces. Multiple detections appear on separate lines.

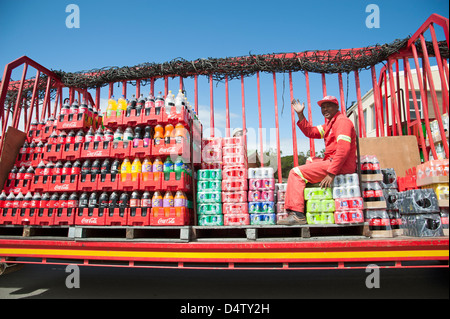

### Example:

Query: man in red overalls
xmin=279 ymin=96 xmax=357 ymax=225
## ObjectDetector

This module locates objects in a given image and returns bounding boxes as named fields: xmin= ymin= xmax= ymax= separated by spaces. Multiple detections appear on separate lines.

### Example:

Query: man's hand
xmin=292 ymin=99 xmax=305 ymax=114
xmin=320 ymin=173 xmax=335 ymax=189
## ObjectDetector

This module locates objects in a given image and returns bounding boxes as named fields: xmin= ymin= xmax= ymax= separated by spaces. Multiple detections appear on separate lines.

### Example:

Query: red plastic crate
xmin=129 ymin=139 xmax=152 ymax=158
xmin=150 ymin=207 xmax=190 ymax=226
xmin=127 ymin=207 xmax=151 ymax=226
xmin=161 ymin=172 xmax=192 ymax=192
xmin=140 ymin=172 xmax=162 ymax=191
xmin=78 ymin=174 xmax=98 ymax=192
xmin=62 ymin=143 xmax=82 ymax=161
xmin=57 ymin=113 xmax=90 ymax=131
xmin=118 ymin=173 xmax=139 ymax=191
xmin=81 ymin=141 xmax=111 ymax=158
xmin=166 ymin=107 xmax=190 ymax=126
xmin=6 ymin=179 xmax=31 ymax=195
xmin=35 ymin=208 xmax=55 ymax=226
xmin=0 ymin=208 xmax=18 ymax=225
xmin=122 ymin=109 xmax=143 ymax=126
xmin=103 ymin=112 xmax=123 ymax=128
xmin=105 ymin=207 xmax=128 ymax=226
xmin=75 ymin=207 xmax=106 ymax=226
xmin=42 ymin=143 xmax=62 ymax=162
xmin=141 ymin=107 xmax=164 ymax=125
xmin=15 ymin=208 xmax=37 ymax=225
xmin=97 ymin=174 xmax=119 ymax=192
xmin=110 ymin=141 xmax=131 ymax=158
xmin=53 ymin=207 xmax=76 ymax=226
xmin=29 ymin=175 xmax=49 ymax=193
xmin=152 ymin=138 xmax=190 ymax=158
xmin=47 ymin=175 xmax=79 ymax=192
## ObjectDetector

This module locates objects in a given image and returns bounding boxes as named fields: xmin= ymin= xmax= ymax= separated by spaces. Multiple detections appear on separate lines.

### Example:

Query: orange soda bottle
xmin=174 ymin=190 xmax=187 ymax=207
xmin=174 ymin=123 xmax=186 ymax=144
xmin=152 ymin=191 xmax=163 ymax=208
xmin=131 ymin=157 xmax=142 ymax=182
xmin=163 ymin=191 xmax=174 ymax=207
xmin=154 ymin=124 xmax=164 ymax=145
xmin=152 ymin=157 xmax=163 ymax=181
xmin=120 ymin=158 xmax=131 ymax=182
xmin=141 ymin=157 xmax=152 ymax=181
xmin=164 ymin=124 xmax=174 ymax=144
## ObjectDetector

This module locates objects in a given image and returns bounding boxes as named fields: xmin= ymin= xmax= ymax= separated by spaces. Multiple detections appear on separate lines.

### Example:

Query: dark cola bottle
xmin=65 ymin=130 xmax=76 ymax=152
xmin=58 ymin=192 xmax=69 ymax=217
xmin=67 ymin=192 xmax=78 ymax=217
xmin=71 ymin=160 xmax=81 ymax=183
xmin=129 ymin=191 xmax=140 ymax=216
xmin=81 ymin=159 xmax=91 ymax=183
xmin=78 ymin=192 xmax=89 ymax=216
xmin=56 ymin=131 xmax=67 ymax=152
xmin=84 ymin=128 xmax=95 ymax=150
xmin=108 ymin=191 xmax=119 ymax=216
xmin=141 ymin=191 xmax=151 ymax=217
xmin=49 ymin=193 xmax=60 ymax=216
xmin=110 ymin=159 xmax=121 ymax=182
xmin=118 ymin=192 xmax=129 ymax=217
xmin=100 ymin=158 xmax=111 ymax=182
xmin=74 ymin=129 xmax=85 ymax=151
xmin=30 ymin=192 xmax=41 ymax=216
xmin=61 ymin=161 xmax=72 ymax=183
xmin=90 ymin=159 xmax=101 ymax=182
xmin=136 ymin=94 xmax=145 ymax=116
xmin=88 ymin=192 xmax=98 ymax=216
xmin=98 ymin=192 xmax=109 ymax=216
xmin=39 ymin=192 xmax=51 ymax=217
xmin=126 ymin=94 xmax=137 ymax=117
xmin=52 ymin=160 xmax=63 ymax=183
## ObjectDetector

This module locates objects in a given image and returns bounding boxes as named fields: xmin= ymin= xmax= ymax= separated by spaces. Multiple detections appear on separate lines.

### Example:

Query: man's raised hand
xmin=292 ymin=99 xmax=305 ymax=114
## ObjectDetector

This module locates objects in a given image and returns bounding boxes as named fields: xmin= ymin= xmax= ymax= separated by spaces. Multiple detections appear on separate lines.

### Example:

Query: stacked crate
xmin=196 ymin=169 xmax=223 ymax=226
xmin=275 ymin=183 xmax=288 ymax=223
xmin=222 ymin=136 xmax=249 ymax=226
xmin=332 ymin=173 xmax=364 ymax=225
xmin=248 ymin=168 xmax=276 ymax=225
xmin=304 ymin=187 xmax=334 ymax=225
xmin=381 ymin=168 xmax=402 ymax=236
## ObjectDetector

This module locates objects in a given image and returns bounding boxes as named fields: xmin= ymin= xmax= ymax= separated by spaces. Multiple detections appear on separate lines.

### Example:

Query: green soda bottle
xmin=174 ymin=156 xmax=185 ymax=180
xmin=163 ymin=157 xmax=174 ymax=181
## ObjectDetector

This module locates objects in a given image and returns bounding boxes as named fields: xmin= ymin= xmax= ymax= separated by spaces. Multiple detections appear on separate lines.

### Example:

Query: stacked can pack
xmin=196 ymin=169 xmax=223 ymax=226
xmin=201 ymin=137 xmax=222 ymax=170
xmin=274 ymin=183 xmax=287 ymax=224
xmin=248 ymin=168 xmax=276 ymax=225
xmin=381 ymin=168 xmax=402 ymax=236
xmin=360 ymin=155 xmax=392 ymax=238
xmin=304 ymin=187 xmax=334 ymax=225
xmin=222 ymin=136 xmax=249 ymax=226
xmin=332 ymin=173 xmax=364 ymax=224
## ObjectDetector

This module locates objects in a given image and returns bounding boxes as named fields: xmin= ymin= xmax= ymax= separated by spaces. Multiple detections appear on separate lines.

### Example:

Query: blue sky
xmin=0 ymin=0 xmax=448 ymax=159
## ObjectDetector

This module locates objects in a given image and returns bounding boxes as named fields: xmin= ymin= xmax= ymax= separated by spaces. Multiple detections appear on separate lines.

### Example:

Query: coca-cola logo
xmin=61 ymin=122 xmax=78 ymax=128
xmin=54 ymin=184 xmax=70 ymax=190
xmin=81 ymin=217 xmax=98 ymax=224
xmin=157 ymin=217 xmax=175 ymax=224
xmin=86 ymin=150 xmax=104 ymax=157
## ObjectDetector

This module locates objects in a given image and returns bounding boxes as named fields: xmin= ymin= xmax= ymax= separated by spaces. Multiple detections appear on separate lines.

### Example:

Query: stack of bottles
xmin=428 ymin=113 xmax=448 ymax=160
xmin=332 ymin=173 xmax=364 ymax=224
xmin=360 ymin=155 xmax=392 ymax=237
xmin=275 ymin=183 xmax=288 ymax=224
xmin=196 ymin=169 xmax=223 ymax=226
xmin=248 ymin=168 xmax=276 ymax=225
xmin=221 ymin=136 xmax=249 ymax=226
xmin=381 ymin=168 xmax=402 ymax=236
xmin=304 ymin=187 xmax=334 ymax=225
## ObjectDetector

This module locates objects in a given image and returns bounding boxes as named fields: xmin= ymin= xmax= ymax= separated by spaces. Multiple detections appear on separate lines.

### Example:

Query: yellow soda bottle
xmin=120 ymin=157 xmax=131 ymax=182
xmin=106 ymin=95 xmax=117 ymax=118
xmin=116 ymin=95 xmax=128 ymax=117
xmin=131 ymin=158 xmax=142 ymax=182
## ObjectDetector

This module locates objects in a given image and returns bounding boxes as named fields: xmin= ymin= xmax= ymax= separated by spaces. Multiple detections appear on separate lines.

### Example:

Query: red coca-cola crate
xmin=127 ymin=207 xmax=151 ymax=226
xmin=103 ymin=112 xmax=123 ymax=128
xmin=6 ymin=179 xmax=31 ymax=195
xmin=81 ymin=141 xmax=111 ymax=158
xmin=97 ymin=174 xmax=119 ymax=192
xmin=48 ymin=175 xmax=79 ymax=192
xmin=141 ymin=107 xmax=164 ymax=125
xmin=35 ymin=208 xmax=55 ymax=226
xmin=224 ymin=213 xmax=250 ymax=226
xmin=223 ymin=202 xmax=248 ymax=215
xmin=104 ymin=207 xmax=128 ymax=226
xmin=122 ymin=109 xmax=143 ymax=126
xmin=57 ymin=113 xmax=90 ymax=131
xmin=118 ymin=173 xmax=139 ymax=191
xmin=78 ymin=174 xmax=98 ymax=192
xmin=152 ymin=138 xmax=190 ymax=158
xmin=110 ymin=141 xmax=131 ymax=158
xmin=166 ymin=106 xmax=190 ymax=126
xmin=140 ymin=172 xmax=162 ymax=191
xmin=16 ymin=208 xmax=37 ymax=225
xmin=53 ymin=207 xmax=76 ymax=226
xmin=0 ymin=208 xmax=18 ymax=225
xmin=161 ymin=172 xmax=192 ymax=192
xmin=29 ymin=175 xmax=49 ymax=193
xmin=150 ymin=207 xmax=190 ymax=226
xmin=42 ymin=143 xmax=62 ymax=162
xmin=129 ymin=139 xmax=152 ymax=158
xmin=75 ymin=208 xmax=106 ymax=226
xmin=62 ymin=143 xmax=82 ymax=161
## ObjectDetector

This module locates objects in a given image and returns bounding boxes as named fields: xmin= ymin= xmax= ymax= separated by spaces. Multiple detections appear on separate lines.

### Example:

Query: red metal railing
xmin=1 ymin=14 xmax=448 ymax=182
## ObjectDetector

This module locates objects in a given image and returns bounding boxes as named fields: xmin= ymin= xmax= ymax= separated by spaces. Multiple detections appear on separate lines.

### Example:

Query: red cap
xmin=318 ymin=96 xmax=339 ymax=107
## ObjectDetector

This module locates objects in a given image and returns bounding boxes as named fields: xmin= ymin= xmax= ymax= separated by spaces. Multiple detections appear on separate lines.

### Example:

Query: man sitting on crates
xmin=279 ymin=96 xmax=357 ymax=225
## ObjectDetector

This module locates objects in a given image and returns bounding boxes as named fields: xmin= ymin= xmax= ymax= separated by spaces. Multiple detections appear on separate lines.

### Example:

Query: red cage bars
xmin=1 ymin=14 xmax=448 ymax=183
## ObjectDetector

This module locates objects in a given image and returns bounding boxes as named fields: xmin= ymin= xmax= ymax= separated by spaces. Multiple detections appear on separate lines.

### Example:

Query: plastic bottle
xmin=163 ymin=191 xmax=174 ymax=207
xmin=141 ymin=157 xmax=153 ymax=181
xmin=91 ymin=159 xmax=101 ymax=182
xmin=116 ymin=95 xmax=127 ymax=117
xmin=133 ymin=126 xmax=142 ymax=148
xmin=126 ymin=94 xmax=137 ymax=117
xmin=153 ymin=157 xmax=163 ymax=180
xmin=109 ymin=192 xmax=119 ymax=212
xmin=155 ymin=92 xmax=164 ymax=115
xmin=174 ymin=123 xmax=186 ymax=144
xmin=136 ymin=94 xmax=145 ymax=116
xmin=164 ymin=124 xmax=174 ymax=144
xmin=70 ymin=100 xmax=79 ymax=115
xmin=143 ymin=126 xmax=152 ymax=147
xmin=174 ymin=156 xmax=185 ymax=180
xmin=154 ymin=124 xmax=164 ymax=145
xmin=163 ymin=157 xmax=174 ymax=181
xmin=120 ymin=158 xmax=132 ymax=182
xmin=113 ymin=127 xmax=123 ymax=141
xmin=131 ymin=158 xmax=142 ymax=182
xmin=61 ymin=99 xmax=70 ymax=115
xmin=99 ymin=192 xmax=110 ymax=215
xmin=174 ymin=191 xmax=187 ymax=207
xmin=174 ymin=89 xmax=185 ymax=113
xmin=165 ymin=90 xmax=175 ymax=114
xmin=94 ymin=127 xmax=104 ymax=142
xmin=123 ymin=127 xmax=134 ymax=144
xmin=110 ymin=159 xmax=121 ymax=181
xmin=118 ymin=192 xmax=129 ymax=216
xmin=104 ymin=128 xmax=114 ymax=142
xmin=142 ymin=191 xmax=151 ymax=208
xmin=99 ymin=158 xmax=111 ymax=182
xmin=145 ymin=93 xmax=155 ymax=114
xmin=85 ymin=128 xmax=95 ymax=143
xmin=106 ymin=96 xmax=117 ymax=118
xmin=152 ymin=191 xmax=163 ymax=208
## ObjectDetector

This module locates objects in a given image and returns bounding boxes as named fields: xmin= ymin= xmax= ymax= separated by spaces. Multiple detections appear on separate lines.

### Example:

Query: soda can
xmin=334 ymin=211 xmax=349 ymax=224
xmin=347 ymin=185 xmax=361 ymax=198
xmin=345 ymin=173 xmax=359 ymax=186
xmin=333 ymin=175 xmax=345 ymax=187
